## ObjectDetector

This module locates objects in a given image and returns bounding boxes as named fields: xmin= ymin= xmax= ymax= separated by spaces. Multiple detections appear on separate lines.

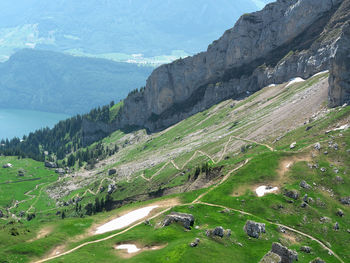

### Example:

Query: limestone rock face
xmin=329 ymin=21 xmax=350 ymax=107
xmin=81 ymin=0 xmax=349 ymax=138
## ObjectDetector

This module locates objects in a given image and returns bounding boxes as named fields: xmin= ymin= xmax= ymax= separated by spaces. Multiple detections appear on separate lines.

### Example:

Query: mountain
xmin=90 ymin=0 xmax=349 ymax=136
xmin=0 ymin=0 xmax=273 ymax=61
xmin=0 ymin=49 xmax=152 ymax=114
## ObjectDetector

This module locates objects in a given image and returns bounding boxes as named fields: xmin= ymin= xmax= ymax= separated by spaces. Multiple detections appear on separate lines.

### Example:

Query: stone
xmin=335 ymin=176 xmax=344 ymax=183
xmin=300 ymin=202 xmax=308 ymax=208
xmin=290 ymin=142 xmax=297 ymax=150
xmin=107 ymin=183 xmax=116 ymax=194
xmin=55 ymin=168 xmax=65 ymax=175
xmin=314 ymin=143 xmax=321 ymax=151
xmin=190 ymin=238 xmax=200 ymax=247
xmin=108 ymin=169 xmax=117 ymax=176
xmin=310 ymin=258 xmax=325 ymax=263
xmin=18 ymin=211 xmax=25 ymax=217
xmin=300 ymin=181 xmax=311 ymax=189
xmin=324 ymin=151 xmax=328 ymax=155
xmin=45 ymin=161 xmax=57 ymax=168
xmin=285 ymin=190 xmax=299 ymax=200
xmin=320 ymin=167 xmax=326 ymax=172
xmin=244 ymin=220 xmax=266 ymax=239
xmin=2 ymin=163 xmax=12 ymax=168
xmin=259 ymin=251 xmax=282 ymax=263
xmin=334 ymin=168 xmax=339 ymax=174
xmin=340 ymin=196 xmax=350 ymax=205
xmin=336 ymin=209 xmax=344 ymax=217
xmin=334 ymin=222 xmax=339 ymax=231
xmin=99 ymin=186 xmax=105 ymax=193
xmin=300 ymin=246 xmax=312 ymax=253
xmin=163 ymin=212 xmax=194 ymax=229
xmin=320 ymin=217 xmax=331 ymax=223
xmin=271 ymin=243 xmax=298 ymax=263
xmin=213 ymin=226 xmax=225 ymax=238
xmin=226 ymin=229 xmax=232 ymax=237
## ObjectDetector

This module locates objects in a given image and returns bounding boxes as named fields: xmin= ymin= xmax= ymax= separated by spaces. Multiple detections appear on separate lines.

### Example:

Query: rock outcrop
xmin=244 ymin=220 xmax=266 ymax=238
xmin=271 ymin=243 xmax=298 ymax=263
xmin=260 ymin=251 xmax=282 ymax=263
xmin=162 ymin=212 xmax=195 ymax=229
xmin=80 ymin=0 xmax=349 ymax=139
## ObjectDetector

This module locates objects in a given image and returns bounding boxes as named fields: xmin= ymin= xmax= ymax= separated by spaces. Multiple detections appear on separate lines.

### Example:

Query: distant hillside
xmin=0 ymin=0 xmax=273 ymax=61
xmin=0 ymin=49 xmax=152 ymax=114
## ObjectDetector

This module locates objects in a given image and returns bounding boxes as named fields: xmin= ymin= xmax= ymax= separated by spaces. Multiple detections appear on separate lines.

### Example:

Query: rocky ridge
xmin=83 ymin=0 xmax=350 ymax=142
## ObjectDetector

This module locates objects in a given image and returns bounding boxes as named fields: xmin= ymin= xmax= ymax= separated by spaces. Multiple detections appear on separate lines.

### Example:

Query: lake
xmin=0 ymin=109 xmax=69 ymax=140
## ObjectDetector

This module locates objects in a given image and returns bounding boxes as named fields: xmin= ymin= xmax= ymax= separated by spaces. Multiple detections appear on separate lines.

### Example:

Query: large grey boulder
xmin=163 ymin=212 xmax=194 ymax=229
xmin=300 ymin=181 xmax=311 ymax=189
xmin=340 ymin=196 xmax=350 ymax=205
xmin=244 ymin=220 xmax=266 ymax=238
xmin=212 ymin=226 xmax=225 ymax=238
xmin=271 ymin=243 xmax=298 ymax=263
xmin=285 ymin=190 xmax=299 ymax=200
xmin=260 ymin=251 xmax=282 ymax=263
xmin=45 ymin=161 xmax=57 ymax=168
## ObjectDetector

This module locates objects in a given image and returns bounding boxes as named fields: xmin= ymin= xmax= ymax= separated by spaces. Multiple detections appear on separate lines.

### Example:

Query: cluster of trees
xmin=0 ymin=101 xmax=120 ymax=163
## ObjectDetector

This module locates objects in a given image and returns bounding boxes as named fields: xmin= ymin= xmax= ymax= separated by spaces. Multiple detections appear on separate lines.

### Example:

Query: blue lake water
xmin=0 ymin=108 xmax=69 ymax=140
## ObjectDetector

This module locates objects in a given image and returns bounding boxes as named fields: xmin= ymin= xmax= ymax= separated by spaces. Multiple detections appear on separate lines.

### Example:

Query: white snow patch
xmin=256 ymin=186 xmax=278 ymax=197
xmin=95 ymin=206 xmax=158 ymax=234
xmin=116 ymin=244 xmax=140 ymax=253
xmin=286 ymin=77 xmax=305 ymax=87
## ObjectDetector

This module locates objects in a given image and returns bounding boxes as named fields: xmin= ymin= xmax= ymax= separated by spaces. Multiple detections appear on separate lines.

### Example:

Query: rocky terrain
xmin=81 ymin=0 xmax=350 ymax=143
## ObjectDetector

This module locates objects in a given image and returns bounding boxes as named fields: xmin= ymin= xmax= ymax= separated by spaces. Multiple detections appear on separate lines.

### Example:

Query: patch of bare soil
xmin=28 ymin=226 xmax=53 ymax=242
xmin=114 ymin=242 xmax=167 ymax=259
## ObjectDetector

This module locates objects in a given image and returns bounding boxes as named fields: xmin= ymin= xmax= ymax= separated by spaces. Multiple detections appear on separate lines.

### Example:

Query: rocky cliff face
xmin=83 ymin=0 xmax=349 ymax=140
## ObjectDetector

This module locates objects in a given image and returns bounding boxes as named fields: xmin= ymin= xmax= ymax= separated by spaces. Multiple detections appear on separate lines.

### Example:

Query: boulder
xmin=244 ymin=220 xmax=266 ymax=239
xmin=190 ymin=238 xmax=200 ymax=247
xmin=45 ymin=161 xmax=57 ymax=168
xmin=2 ymin=163 xmax=12 ymax=168
xmin=108 ymin=169 xmax=117 ymax=176
xmin=259 ymin=251 xmax=282 ymax=263
xmin=107 ymin=183 xmax=116 ymax=194
xmin=334 ymin=222 xmax=339 ymax=231
xmin=300 ymin=246 xmax=312 ymax=253
xmin=55 ymin=168 xmax=65 ymax=175
xmin=314 ymin=143 xmax=321 ymax=151
xmin=340 ymin=196 xmax=350 ymax=205
xmin=336 ymin=209 xmax=344 ymax=217
xmin=271 ymin=243 xmax=298 ymax=263
xmin=285 ymin=190 xmax=299 ymax=200
xmin=213 ymin=226 xmax=225 ymax=238
xmin=290 ymin=142 xmax=297 ymax=149
xmin=163 ymin=212 xmax=194 ymax=229
xmin=300 ymin=181 xmax=311 ymax=189
xmin=320 ymin=167 xmax=326 ymax=172
xmin=310 ymin=258 xmax=325 ymax=263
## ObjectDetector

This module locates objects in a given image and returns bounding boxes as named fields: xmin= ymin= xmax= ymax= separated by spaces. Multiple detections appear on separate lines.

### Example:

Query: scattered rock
xmin=0 ymin=210 xmax=3 ymax=218
xmin=219 ymin=208 xmax=230 ymax=214
xmin=300 ymin=202 xmax=308 ymax=208
xmin=190 ymin=238 xmax=200 ymax=247
xmin=290 ymin=142 xmax=297 ymax=149
xmin=333 ymin=143 xmax=339 ymax=150
xmin=2 ymin=163 xmax=12 ymax=168
xmin=300 ymin=246 xmax=312 ymax=253
xmin=320 ymin=167 xmax=326 ymax=173
xmin=213 ymin=226 xmax=225 ymax=238
xmin=333 ymin=168 xmax=339 ymax=174
xmin=107 ymin=183 xmax=116 ymax=194
xmin=55 ymin=168 xmax=65 ymax=175
xmin=18 ymin=211 xmax=25 ymax=217
xmin=45 ymin=161 xmax=57 ymax=168
xmin=259 ymin=251 xmax=282 ymax=263
xmin=163 ymin=212 xmax=194 ymax=229
xmin=244 ymin=220 xmax=266 ymax=239
xmin=271 ymin=243 xmax=298 ymax=263
xmin=336 ymin=209 xmax=344 ymax=217
xmin=99 ymin=186 xmax=105 ymax=193
xmin=323 ymin=151 xmax=328 ymax=155
xmin=334 ymin=222 xmax=339 ymax=231
xmin=285 ymin=190 xmax=299 ymax=200
xmin=226 ymin=229 xmax=231 ymax=237
xmin=320 ymin=217 xmax=331 ymax=223
xmin=300 ymin=181 xmax=311 ymax=189
xmin=18 ymin=169 xmax=25 ymax=176
xmin=108 ymin=169 xmax=117 ymax=176
xmin=340 ymin=196 xmax=350 ymax=205
xmin=310 ymin=258 xmax=325 ymax=263
xmin=314 ymin=143 xmax=321 ymax=151
xmin=335 ymin=176 xmax=344 ymax=183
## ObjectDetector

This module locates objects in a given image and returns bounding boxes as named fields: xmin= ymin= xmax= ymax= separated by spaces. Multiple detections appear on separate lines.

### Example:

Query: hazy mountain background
xmin=0 ymin=0 xmax=273 ymax=62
